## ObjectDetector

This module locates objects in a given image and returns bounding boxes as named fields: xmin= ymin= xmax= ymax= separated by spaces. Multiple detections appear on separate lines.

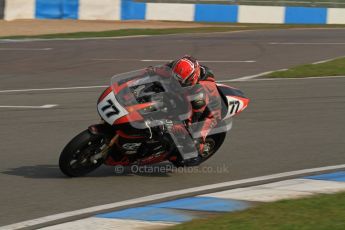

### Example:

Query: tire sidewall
xmin=59 ymin=130 xmax=104 ymax=177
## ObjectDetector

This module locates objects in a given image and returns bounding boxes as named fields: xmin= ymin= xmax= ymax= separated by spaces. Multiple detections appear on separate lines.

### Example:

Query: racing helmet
xmin=172 ymin=55 xmax=201 ymax=86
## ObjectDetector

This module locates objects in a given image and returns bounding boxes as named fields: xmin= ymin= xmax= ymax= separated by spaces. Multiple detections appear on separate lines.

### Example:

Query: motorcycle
xmin=59 ymin=66 xmax=249 ymax=177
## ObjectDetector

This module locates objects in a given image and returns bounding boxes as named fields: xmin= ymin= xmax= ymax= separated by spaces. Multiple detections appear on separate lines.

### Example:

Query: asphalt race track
xmin=0 ymin=28 xmax=345 ymax=226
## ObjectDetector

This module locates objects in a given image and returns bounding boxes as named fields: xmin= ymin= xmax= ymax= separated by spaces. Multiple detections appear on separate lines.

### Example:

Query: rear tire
xmin=59 ymin=130 xmax=106 ymax=177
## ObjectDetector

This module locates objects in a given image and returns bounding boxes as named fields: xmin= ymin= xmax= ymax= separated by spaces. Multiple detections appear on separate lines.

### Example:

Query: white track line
xmin=269 ymin=42 xmax=345 ymax=45
xmin=0 ymin=48 xmax=52 ymax=51
xmin=224 ymin=75 xmax=345 ymax=82
xmin=93 ymin=58 xmax=256 ymax=63
xmin=238 ymin=75 xmax=345 ymax=81
xmin=226 ymin=54 xmax=345 ymax=82
xmin=219 ymin=69 xmax=288 ymax=82
xmin=312 ymin=55 xmax=345 ymax=65
xmin=0 ymin=85 xmax=107 ymax=93
xmin=1 ymin=164 xmax=344 ymax=230
xmin=0 ymin=104 xmax=58 ymax=109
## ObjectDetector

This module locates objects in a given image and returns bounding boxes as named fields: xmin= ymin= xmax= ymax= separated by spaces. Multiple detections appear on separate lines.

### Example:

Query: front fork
xmin=88 ymin=123 xmax=118 ymax=163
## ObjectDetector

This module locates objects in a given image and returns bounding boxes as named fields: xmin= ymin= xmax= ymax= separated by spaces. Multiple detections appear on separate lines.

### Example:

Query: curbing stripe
xmin=90 ymin=174 xmax=345 ymax=228
xmin=285 ymin=6 xmax=328 ymax=24
xmin=2 ymin=165 xmax=345 ymax=230
xmin=35 ymin=0 xmax=79 ymax=19
xmin=202 ymin=186 xmax=313 ymax=202
xmin=2 ymin=1 xmax=345 ymax=24
xmin=201 ymin=178 xmax=345 ymax=202
xmin=121 ymin=0 xmax=146 ymax=20
xmin=239 ymin=5 xmax=285 ymax=24
xmin=94 ymin=197 xmax=250 ymax=223
xmin=194 ymin=4 xmax=238 ymax=23
xmin=146 ymin=2 xmax=195 ymax=22
xmin=263 ymin=178 xmax=345 ymax=193
xmin=78 ymin=0 xmax=121 ymax=20
xmin=96 ymin=206 xmax=196 ymax=223
xmin=57 ymin=172 xmax=345 ymax=229
xmin=4 ymin=0 xmax=35 ymax=20
xmin=39 ymin=217 xmax=175 ymax=230
xmin=148 ymin=197 xmax=250 ymax=212
xmin=304 ymin=171 xmax=345 ymax=182
xmin=327 ymin=8 xmax=345 ymax=24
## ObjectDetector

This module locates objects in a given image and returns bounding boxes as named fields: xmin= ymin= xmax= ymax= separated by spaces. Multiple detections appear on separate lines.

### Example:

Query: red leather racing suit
xmin=187 ymin=66 xmax=222 ymax=152
xmin=167 ymin=62 xmax=222 ymax=154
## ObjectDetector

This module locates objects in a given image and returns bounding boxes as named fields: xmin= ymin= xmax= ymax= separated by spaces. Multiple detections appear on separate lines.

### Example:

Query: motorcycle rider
xmin=165 ymin=55 xmax=222 ymax=166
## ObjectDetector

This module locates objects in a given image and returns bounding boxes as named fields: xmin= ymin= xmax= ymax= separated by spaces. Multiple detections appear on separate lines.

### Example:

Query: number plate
xmin=225 ymin=96 xmax=244 ymax=119
xmin=97 ymin=91 xmax=128 ymax=125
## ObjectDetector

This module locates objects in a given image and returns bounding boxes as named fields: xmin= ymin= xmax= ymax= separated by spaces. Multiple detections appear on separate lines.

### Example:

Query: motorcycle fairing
xmin=216 ymin=83 xmax=249 ymax=119
xmin=97 ymin=89 xmax=129 ymax=125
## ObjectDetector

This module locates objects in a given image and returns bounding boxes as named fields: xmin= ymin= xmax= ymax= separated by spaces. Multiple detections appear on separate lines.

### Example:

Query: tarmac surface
xmin=0 ymin=28 xmax=345 ymax=226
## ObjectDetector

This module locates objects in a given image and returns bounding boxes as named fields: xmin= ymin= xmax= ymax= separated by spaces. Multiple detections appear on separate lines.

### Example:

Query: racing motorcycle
xmin=59 ymin=66 xmax=249 ymax=177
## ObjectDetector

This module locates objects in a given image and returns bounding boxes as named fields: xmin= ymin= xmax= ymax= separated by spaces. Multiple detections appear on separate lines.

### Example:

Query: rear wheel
xmin=59 ymin=130 xmax=107 ymax=177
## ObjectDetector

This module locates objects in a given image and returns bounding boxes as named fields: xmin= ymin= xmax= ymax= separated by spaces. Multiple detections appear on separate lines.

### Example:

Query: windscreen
xmin=110 ymin=65 xmax=190 ymax=128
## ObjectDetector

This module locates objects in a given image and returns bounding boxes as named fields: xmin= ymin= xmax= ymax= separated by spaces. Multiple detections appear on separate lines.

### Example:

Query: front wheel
xmin=59 ymin=130 xmax=107 ymax=177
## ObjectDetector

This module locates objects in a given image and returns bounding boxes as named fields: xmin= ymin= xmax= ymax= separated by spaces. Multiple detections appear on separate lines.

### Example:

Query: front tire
xmin=59 ymin=130 xmax=106 ymax=177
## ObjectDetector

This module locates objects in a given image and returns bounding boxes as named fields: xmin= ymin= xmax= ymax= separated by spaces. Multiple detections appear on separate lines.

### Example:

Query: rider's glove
xmin=194 ymin=138 xmax=205 ymax=155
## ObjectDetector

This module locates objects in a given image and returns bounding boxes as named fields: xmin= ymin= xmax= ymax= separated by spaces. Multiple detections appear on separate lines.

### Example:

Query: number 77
xmin=229 ymin=101 xmax=240 ymax=115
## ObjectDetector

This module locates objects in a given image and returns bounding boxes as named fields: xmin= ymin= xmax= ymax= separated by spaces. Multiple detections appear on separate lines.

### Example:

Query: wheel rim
xmin=69 ymin=138 xmax=105 ymax=170
xmin=201 ymin=138 xmax=216 ymax=158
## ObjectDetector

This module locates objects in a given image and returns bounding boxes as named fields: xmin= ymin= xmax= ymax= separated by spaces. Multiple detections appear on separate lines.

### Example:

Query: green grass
xmin=169 ymin=192 xmax=345 ymax=230
xmin=264 ymin=57 xmax=345 ymax=78
xmin=2 ymin=24 xmax=345 ymax=39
